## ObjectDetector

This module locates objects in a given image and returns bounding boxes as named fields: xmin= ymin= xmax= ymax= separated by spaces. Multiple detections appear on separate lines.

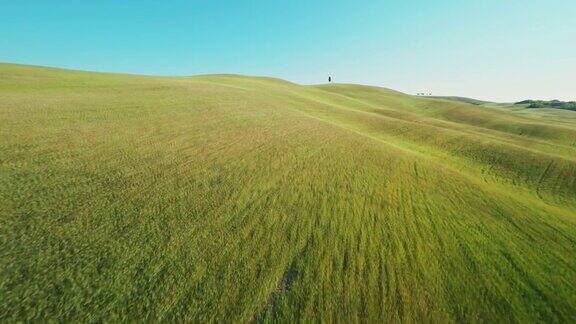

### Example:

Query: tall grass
xmin=1 ymin=63 xmax=575 ymax=322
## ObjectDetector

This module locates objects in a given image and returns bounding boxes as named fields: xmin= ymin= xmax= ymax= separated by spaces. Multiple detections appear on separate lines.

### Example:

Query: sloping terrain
xmin=1 ymin=63 xmax=575 ymax=322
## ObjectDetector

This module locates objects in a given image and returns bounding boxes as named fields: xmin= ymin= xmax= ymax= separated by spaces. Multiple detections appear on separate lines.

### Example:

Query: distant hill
xmin=516 ymin=99 xmax=576 ymax=111
xmin=427 ymin=96 xmax=491 ymax=105
xmin=2 ymin=63 xmax=576 ymax=322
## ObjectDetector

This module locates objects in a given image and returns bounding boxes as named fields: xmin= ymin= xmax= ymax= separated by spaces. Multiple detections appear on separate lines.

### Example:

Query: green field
xmin=1 ymin=63 xmax=576 ymax=322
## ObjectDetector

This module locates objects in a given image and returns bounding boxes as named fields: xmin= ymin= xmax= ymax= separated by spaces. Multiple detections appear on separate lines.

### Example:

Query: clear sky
xmin=1 ymin=1 xmax=574 ymax=101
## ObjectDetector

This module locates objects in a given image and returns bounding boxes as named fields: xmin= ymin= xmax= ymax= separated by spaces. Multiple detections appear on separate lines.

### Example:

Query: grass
xmin=1 ymin=63 xmax=575 ymax=322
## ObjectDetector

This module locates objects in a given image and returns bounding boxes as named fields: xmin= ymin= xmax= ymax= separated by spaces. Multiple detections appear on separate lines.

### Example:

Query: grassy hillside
xmin=1 ymin=63 xmax=575 ymax=322
xmin=427 ymin=96 xmax=491 ymax=106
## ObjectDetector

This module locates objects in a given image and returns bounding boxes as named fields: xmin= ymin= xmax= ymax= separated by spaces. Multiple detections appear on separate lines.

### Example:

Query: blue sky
xmin=1 ymin=0 xmax=574 ymax=101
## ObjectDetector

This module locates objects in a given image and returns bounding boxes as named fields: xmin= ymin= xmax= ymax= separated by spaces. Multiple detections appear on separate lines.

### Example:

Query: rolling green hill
xmin=1 ymin=63 xmax=576 ymax=322
xmin=427 ymin=96 xmax=491 ymax=106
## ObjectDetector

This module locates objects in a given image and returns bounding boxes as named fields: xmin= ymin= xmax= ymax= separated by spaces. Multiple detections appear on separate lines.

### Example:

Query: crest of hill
xmin=427 ymin=96 xmax=492 ymax=106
